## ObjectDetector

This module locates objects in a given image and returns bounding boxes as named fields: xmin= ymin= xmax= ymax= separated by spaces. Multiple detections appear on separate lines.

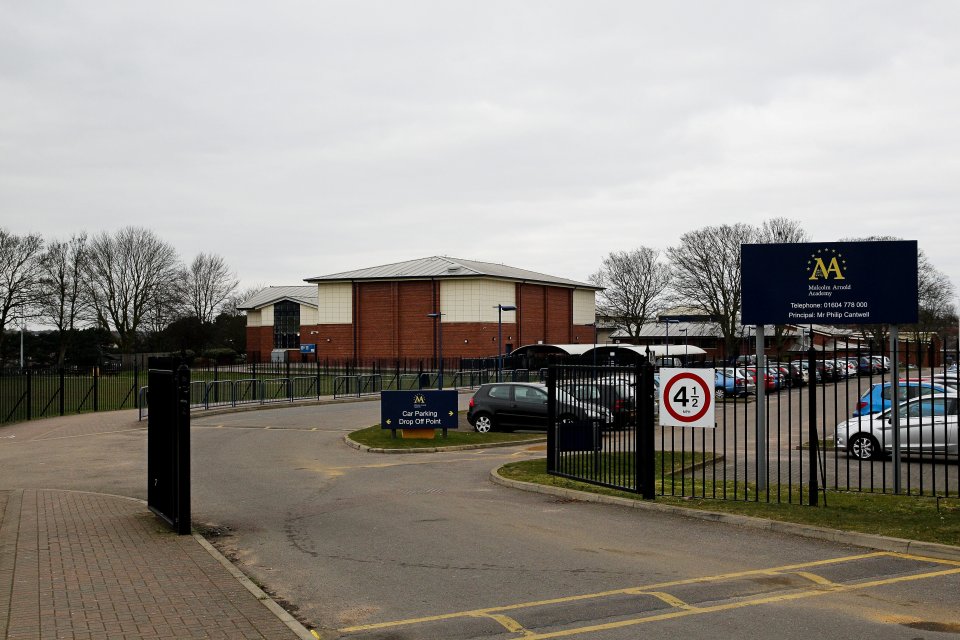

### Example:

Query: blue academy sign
xmin=381 ymin=390 xmax=459 ymax=430
xmin=299 ymin=343 xmax=316 ymax=354
xmin=741 ymin=240 xmax=918 ymax=326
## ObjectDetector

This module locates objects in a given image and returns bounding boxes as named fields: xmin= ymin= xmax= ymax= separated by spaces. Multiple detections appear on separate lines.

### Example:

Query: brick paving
xmin=0 ymin=489 xmax=305 ymax=640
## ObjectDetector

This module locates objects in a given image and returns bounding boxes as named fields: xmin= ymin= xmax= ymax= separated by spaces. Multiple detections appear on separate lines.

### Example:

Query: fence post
xmin=807 ymin=346 xmax=819 ymax=506
xmin=316 ymin=357 xmax=321 ymax=399
xmin=59 ymin=367 xmax=65 ymax=416
xmin=93 ymin=367 xmax=99 ymax=413
xmin=638 ymin=361 xmax=656 ymax=499
xmin=213 ymin=363 xmax=219 ymax=404
xmin=286 ymin=358 xmax=292 ymax=401
xmin=26 ymin=370 xmax=32 ymax=421
xmin=133 ymin=361 xmax=139 ymax=409
xmin=546 ymin=366 xmax=557 ymax=473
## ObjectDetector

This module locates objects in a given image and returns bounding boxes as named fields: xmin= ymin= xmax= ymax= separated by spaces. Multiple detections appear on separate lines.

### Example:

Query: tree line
xmin=590 ymin=218 xmax=957 ymax=358
xmin=0 ymin=226 xmax=257 ymax=367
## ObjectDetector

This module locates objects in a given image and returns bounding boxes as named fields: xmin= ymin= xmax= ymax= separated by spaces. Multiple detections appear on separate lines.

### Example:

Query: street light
xmin=678 ymin=327 xmax=688 ymax=363
xmin=427 ymin=312 xmax=444 ymax=390
xmin=495 ymin=304 xmax=517 ymax=382
xmin=663 ymin=319 xmax=679 ymax=363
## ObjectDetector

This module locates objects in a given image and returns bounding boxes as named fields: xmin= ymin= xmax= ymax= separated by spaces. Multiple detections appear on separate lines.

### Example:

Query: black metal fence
xmin=546 ymin=340 xmax=959 ymax=503
xmin=1 ymin=357 xmax=507 ymax=426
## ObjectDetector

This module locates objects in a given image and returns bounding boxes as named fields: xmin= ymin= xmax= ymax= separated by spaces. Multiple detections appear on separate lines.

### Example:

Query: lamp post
xmin=495 ymin=304 xmax=517 ymax=382
xmin=664 ymin=319 xmax=679 ymax=364
xmin=678 ymin=327 xmax=688 ymax=364
xmin=427 ymin=312 xmax=444 ymax=390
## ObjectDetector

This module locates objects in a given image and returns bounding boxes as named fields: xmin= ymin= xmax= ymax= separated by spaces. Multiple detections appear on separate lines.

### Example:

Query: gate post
xmin=807 ymin=346 xmax=819 ymax=506
xmin=638 ymin=361 xmax=656 ymax=499
xmin=546 ymin=366 xmax=557 ymax=473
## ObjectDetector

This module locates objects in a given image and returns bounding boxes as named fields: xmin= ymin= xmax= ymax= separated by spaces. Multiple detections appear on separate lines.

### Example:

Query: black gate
xmin=546 ymin=362 xmax=656 ymax=499
xmin=147 ymin=362 xmax=191 ymax=535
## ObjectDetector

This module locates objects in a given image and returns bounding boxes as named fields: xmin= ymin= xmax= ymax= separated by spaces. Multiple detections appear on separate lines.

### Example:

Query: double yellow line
xmin=338 ymin=552 xmax=960 ymax=638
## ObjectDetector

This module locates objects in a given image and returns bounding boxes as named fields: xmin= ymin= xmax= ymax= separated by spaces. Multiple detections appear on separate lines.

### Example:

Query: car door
xmin=511 ymin=385 xmax=549 ymax=429
xmin=484 ymin=384 xmax=518 ymax=426
xmin=898 ymin=397 xmax=952 ymax=455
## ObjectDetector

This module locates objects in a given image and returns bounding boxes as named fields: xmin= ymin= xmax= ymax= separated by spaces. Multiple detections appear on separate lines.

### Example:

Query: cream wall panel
xmin=317 ymin=283 xmax=353 ymax=324
xmin=573 ymin=289 xmax=596 ymax=325
xmin=301 ymin=304 xmax=318 ymax=325
xmin=261 ymin=305 xmax=275 ymax=327
xmin=440 ymin=279 xmax=516 ymax=323
xmin=246 ymin=309 xmax=262 ymax=327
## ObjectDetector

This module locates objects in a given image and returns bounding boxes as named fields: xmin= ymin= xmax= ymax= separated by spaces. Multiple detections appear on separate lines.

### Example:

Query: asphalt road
xmin=2 ymin=398 xmax=959 ymax=639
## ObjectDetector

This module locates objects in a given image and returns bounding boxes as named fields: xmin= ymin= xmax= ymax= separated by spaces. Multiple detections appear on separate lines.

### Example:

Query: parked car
xmin=715 ymin=369 xmax=753 ymax=399
xmin=853 ymin=380 xmax=950 ymax=417
xmin=857 ymin=356 xmax=883 ymax=376
xmin=790 ymin=360 xmax=824 ymax=384
xmin=835 ymin=392 xmax=959 ymax=460
xmin=561 ymin=379 xmax=636 ymax=429
xmin=467 ymin=382 xmax=613 ymax=432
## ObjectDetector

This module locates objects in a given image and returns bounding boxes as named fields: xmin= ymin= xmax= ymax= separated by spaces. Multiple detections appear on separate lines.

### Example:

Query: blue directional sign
xmin=380 ymin=390 xmax=459 ymax=430
xmin=742 ymin=241 xmax=918 ymax=326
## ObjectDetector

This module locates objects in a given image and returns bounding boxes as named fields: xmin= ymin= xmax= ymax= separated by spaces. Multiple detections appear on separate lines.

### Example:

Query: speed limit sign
xmin=659 ymin=368 xmax=715 ymax=428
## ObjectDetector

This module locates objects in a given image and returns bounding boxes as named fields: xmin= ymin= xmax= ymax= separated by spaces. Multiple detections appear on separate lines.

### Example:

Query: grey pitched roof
xmin=237 ymin=286 xmax=317 ymax=311
xmin=305 ymin=256 xmax=598 ymax=289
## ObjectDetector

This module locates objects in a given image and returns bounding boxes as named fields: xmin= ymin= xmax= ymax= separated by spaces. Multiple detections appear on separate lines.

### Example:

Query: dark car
xmin=467 ymin=382 xmax=613 ymax=433
xmin=561 ymin=379 xmax=637 ymax=429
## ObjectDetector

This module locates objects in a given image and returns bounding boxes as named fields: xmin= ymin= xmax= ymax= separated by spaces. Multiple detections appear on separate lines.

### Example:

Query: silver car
xmin=835 ymin=392 xmax=959 ymax=460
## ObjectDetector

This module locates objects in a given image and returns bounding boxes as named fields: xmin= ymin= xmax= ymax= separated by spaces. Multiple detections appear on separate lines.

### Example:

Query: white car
xmin=835 ymin=392 xmax=959 ymax=460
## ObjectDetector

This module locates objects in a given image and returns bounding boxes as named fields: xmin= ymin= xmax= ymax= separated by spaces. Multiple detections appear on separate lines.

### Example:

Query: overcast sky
xmin=2 ymin=1 xmax=958 ymax=298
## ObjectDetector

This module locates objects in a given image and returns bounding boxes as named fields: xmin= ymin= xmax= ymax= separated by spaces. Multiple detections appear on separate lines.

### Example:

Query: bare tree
xmin=590 ymin=248 xmax=671 ymax=339
xmin=758 ymin=217 xmax=810 ymax=244
xmin=85 ymin=227 xmax=182 ymax=352
xmin=667 ymin=223 xmax=757 ymax=360
xmin=186 ymin=253 xmax=239 ymax=323
xmin=757 ymin=218 xmax=811 ymax=356
xmin=223 ymin=284 xmax=266 ymax=317
xmin=0 ymin=228 xmax=44 ymax=362
xmin=38 ymin=234 xmax=90 ymax=366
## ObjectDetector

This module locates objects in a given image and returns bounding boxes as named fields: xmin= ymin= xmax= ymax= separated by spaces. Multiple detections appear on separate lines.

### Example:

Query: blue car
xmin=715 ymin=369 xmax=752 ymax=400
xmin=853 ymin=381 xmax=949 ymax=417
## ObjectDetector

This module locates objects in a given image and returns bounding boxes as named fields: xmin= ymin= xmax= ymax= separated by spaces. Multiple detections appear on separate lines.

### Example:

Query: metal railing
xmin=546 ymin=341 xmax=959 ymax=504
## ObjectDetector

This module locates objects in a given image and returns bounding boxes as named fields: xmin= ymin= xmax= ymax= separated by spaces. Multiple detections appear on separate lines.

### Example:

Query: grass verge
xmin=499 ymin=458 xmax=960 ymax=547
xmin=349 ymin=425 xmax=544 ymax=449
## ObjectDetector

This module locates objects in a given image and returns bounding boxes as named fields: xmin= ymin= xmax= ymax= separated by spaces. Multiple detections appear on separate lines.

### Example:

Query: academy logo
xmin=413 ymin=394 xmax=426 ymax=405
xmin=807 ymin=247 xmax=846 ymax=281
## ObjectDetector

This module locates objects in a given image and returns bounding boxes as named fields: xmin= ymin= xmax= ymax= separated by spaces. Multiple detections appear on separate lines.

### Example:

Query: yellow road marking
xmin=632 ymin=591 xmax=695 ymax=610
xmin=480 ymin=613 xmax=534 ymax=636
xmin=338 ymin=552 xmax=954 ymax=634
xmin=518 ymin=567 xmax=960 ymax=640
xmin=792 ymin=571 xmax=839 ymax=588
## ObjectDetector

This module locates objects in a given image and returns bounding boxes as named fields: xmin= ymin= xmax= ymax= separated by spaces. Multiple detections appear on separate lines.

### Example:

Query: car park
xmin=467 ymin=382 xmax=613 ymax=433
xmin=853 ymin=380 xmax=950 ymax=417
xmin=835 ymin=392 xmax=959 ymax=460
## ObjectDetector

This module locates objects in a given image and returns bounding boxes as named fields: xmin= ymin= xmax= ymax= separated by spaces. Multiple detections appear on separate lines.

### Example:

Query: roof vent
xmin=446 ymin=266 xmax=461 ymax=273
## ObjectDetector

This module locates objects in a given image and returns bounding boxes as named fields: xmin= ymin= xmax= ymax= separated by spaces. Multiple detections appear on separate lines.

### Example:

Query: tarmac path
xmin=2 ymin=401 xmax=959 ymax=639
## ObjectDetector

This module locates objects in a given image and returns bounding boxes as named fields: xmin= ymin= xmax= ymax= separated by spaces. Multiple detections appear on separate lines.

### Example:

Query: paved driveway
xmin=2 ymin=401 xmax=959 ymax=639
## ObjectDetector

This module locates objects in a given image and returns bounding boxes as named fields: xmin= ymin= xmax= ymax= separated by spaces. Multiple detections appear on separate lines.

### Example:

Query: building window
xmin=274 ymin=301 xmax=300 ymax=349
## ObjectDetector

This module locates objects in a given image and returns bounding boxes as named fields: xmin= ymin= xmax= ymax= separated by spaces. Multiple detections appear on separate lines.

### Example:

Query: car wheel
xmin=473 ymin=413 xmax=495 ymax=433
xmin=849 ymin=434 xmax=880 ymax=461
xmin=715 ymin=387 xmax=726 ymax=401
